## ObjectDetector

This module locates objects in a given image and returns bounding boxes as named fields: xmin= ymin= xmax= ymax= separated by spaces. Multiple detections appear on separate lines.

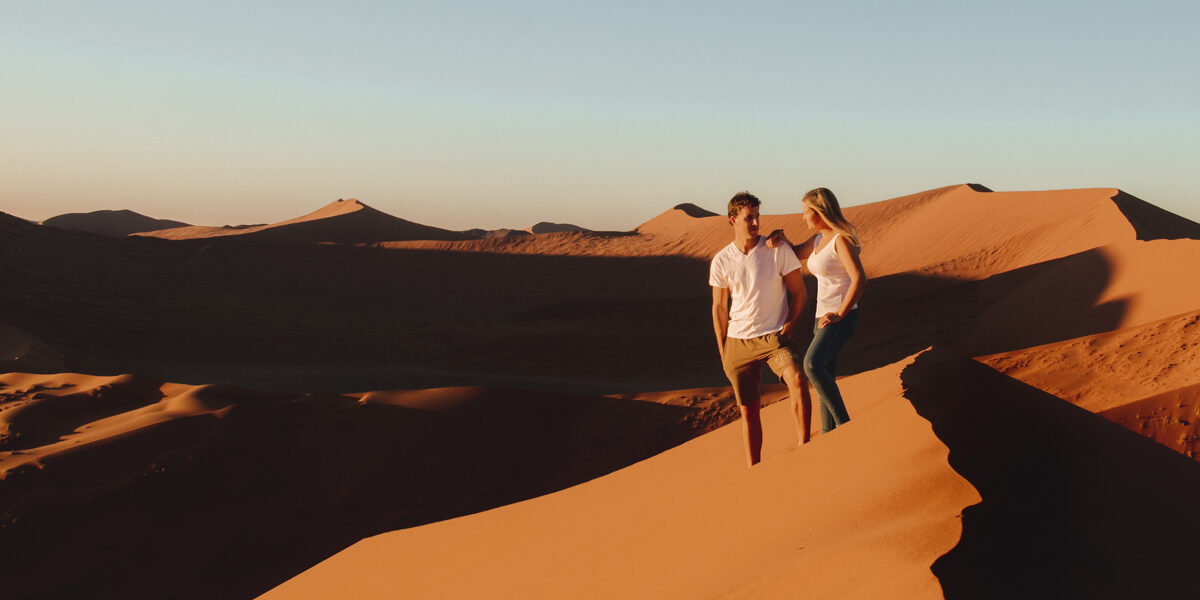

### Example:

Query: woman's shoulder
xmin=831 ymin=233 xmax=863 ymax=261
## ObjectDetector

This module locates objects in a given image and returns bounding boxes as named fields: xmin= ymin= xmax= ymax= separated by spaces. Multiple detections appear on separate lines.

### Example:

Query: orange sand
xmin=1 ymin=184 xmax=1198 ymax=599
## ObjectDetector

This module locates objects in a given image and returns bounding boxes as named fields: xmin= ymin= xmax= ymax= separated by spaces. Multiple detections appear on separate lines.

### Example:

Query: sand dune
xmin=0 ymin=371 xmax=735 ymax=599
xmin=982 ymin=310 xmax=1200 ymax=413
xmin=978 ymin=309 xmax=1200 ymax=458
xmin=263 ymin=355 xmax=980 ymax=600
xmin=0 ymin=321 xmax=68 ymax=373
xmin=526 ymin=221 xmax=589 ymax=234
xmin=1100 ymin=383 xmax=1200 ymax=459
xmin=625 ymin=184 xmax=1193 ymax=282
xmin=266 ymin=347 xmax=1200 ymax=599
xmin=856 ymin=186 xmax=1139 ymax=279
xmin=42 ymin=209 xmax=190 ymax=237
xmin=2 ymin=184 xmax=1199 ymax=599
xmin=901 ymin=348 xmax=1200 ymax=599
xmin=137 ymin=198 xmax=471 ymax=243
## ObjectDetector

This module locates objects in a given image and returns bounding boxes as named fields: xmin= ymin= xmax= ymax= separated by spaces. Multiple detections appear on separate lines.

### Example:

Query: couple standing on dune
xmin=710 ymin=189 xmax=866 ymax=467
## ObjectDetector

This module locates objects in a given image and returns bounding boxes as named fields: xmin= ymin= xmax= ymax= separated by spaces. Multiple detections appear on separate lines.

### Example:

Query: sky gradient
xmin=3 ymin=1 xmax=1197 ymax=231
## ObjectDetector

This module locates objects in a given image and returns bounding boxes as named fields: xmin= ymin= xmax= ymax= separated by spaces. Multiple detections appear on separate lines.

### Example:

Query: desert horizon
xmin=3 ymin=182 xmax=1199 ymax=598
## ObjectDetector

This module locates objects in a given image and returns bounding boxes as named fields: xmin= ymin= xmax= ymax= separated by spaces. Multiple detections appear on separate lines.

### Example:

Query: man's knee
xmin=782 ymin=366 xmax=806 ymax=388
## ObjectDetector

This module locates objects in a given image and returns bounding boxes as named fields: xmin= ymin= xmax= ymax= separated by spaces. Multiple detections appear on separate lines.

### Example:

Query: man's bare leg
xmin=739 ymin=401 xmax=763 ymax=467
xmin=782 ymin=366 xmax=812 ymax=445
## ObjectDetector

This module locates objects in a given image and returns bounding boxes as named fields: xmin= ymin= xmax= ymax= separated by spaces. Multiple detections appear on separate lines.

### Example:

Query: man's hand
xmin=712 ymin=286 xmax=731 ymax=360
xmin=781 ymin=319 xmax=798 ymax=340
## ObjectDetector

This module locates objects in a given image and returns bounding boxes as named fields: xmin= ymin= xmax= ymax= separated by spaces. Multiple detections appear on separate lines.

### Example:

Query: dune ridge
xmin=526 ymin=221 xmax=590 ymax=234
xmin=137 ymin=198 xmax=472 ymax=243
xmin=42 ymin=209 xmax=191 ymax=237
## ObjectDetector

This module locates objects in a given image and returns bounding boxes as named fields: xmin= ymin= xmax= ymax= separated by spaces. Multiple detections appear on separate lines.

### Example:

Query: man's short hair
xmin=728 ymin=192 xmax=760 ymax=218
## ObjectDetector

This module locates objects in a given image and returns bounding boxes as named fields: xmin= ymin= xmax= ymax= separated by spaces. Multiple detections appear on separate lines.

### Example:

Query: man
xmin=710 ymin=192 xmax=811 ymax=466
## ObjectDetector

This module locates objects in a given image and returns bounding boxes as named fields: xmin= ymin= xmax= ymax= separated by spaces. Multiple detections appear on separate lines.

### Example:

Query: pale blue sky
xmin=2 ymin=1 xmax=1197 ymax=230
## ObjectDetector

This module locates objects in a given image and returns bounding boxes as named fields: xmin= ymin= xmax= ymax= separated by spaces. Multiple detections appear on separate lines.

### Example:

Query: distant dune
xmin=462 ymin=227 xmax=532 ymax=239
xmin=137 ymin=198 xmax=473 ymax=243
xmin=0 ymin=321 xmax=68 ymax=373
xmin=2 ymin=184 xmax=1199 ymax=599
xmin=42 ymin=209 xmax=190 ymax=237
xmin=672 ymin=202 xmax=718 ymax=218
xmin=526 ymin=221 xmax=590 ymax=234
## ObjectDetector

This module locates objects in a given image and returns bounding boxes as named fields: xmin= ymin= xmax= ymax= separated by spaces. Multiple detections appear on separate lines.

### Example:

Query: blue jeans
xmin=804 ymin=309 xmax=858 ymax=432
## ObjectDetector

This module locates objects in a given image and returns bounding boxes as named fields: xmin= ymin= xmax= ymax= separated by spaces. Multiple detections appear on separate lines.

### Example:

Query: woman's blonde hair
xmin=803 ymin=188 xmax=860 ymax=248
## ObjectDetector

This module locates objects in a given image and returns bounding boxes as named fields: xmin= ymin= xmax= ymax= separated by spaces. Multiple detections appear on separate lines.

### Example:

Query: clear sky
xmin=3 ymin=1 xmax=1197 ymax=231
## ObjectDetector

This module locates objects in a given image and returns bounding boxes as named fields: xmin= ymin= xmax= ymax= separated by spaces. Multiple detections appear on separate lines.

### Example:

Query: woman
xmin=769 ymin=188 xmax=866 ymax=433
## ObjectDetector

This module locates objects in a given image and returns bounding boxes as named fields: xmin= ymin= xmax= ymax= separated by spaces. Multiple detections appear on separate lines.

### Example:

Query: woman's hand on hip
xmin=818 ymin=312 xmax=842 ymax=328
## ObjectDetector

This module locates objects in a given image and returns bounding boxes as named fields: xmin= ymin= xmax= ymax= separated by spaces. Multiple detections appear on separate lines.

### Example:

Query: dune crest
xmin=137 ymin=198 xmax=471 ymax=243
xmin=525 ymin=221 xmax=590 ymax=234
xmin=42 ymin=209 xmax=190 ymax=237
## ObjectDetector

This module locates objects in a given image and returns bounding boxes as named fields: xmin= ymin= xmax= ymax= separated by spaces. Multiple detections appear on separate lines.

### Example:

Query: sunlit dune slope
xmin=980 ymin=310 xmax=1200 ymax=457
xmin=981 ymin=310 xmax=1200 ymax=413
xmin=263 ymin=355 xmax=979 ymax=600
xmin=632 ymin=185 xmax=1197 ymax=281
xmin=266 ymin=347 xmax=1200 ymax=599
xmin=847 ymin=235 xmax=1200 ymax=376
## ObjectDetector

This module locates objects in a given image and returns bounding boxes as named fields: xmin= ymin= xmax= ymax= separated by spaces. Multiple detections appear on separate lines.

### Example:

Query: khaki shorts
xmin=721 ymin=331 xmax=801 ymax=406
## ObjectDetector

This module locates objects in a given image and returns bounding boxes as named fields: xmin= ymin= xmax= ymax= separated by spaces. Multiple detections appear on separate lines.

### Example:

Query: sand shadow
xmin=844 ymin=247 xmax=1127 ymax=375
xmin=0 ymin=230 xmax=719 ymax=393
xmin=901 ymin=348 xmax=1200 ymax=599
xmin=1109 ymin=190 xmax=1200 ymax=241
xmin=0 ymin=386 xmax=709 ymax=600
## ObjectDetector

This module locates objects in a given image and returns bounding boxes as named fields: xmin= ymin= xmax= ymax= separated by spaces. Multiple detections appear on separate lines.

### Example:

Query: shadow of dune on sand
xmin=845 ymin=248 xmax=1125 ymax=376
xmin=0 ymin=219 xmax=717 ymax=392
xmin=1109 ymin=190 xmax=1200 ymax=241
xmin=0 ymin=385 xmax=713 ymax=600
xmin=901 ymin=348 xmax=1200 ymax=599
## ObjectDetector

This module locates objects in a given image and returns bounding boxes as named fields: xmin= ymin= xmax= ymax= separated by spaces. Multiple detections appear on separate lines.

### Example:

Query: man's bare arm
xmin=712 ymin=286 xmax=730 ymax=358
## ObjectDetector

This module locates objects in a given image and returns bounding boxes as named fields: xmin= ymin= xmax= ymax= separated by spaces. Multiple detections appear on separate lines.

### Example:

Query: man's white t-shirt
xmin=709 ymin=236 xmax=803 ymax=339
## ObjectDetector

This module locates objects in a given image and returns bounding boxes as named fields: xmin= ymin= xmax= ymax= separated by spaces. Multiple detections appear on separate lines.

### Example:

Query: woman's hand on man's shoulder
xmin=765 ymin=229 xmax=790 ymax=248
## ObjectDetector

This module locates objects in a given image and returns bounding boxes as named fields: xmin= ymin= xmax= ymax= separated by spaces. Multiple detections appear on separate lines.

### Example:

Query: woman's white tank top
xmin=807 ymin=233 xmax=858 ymax=317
